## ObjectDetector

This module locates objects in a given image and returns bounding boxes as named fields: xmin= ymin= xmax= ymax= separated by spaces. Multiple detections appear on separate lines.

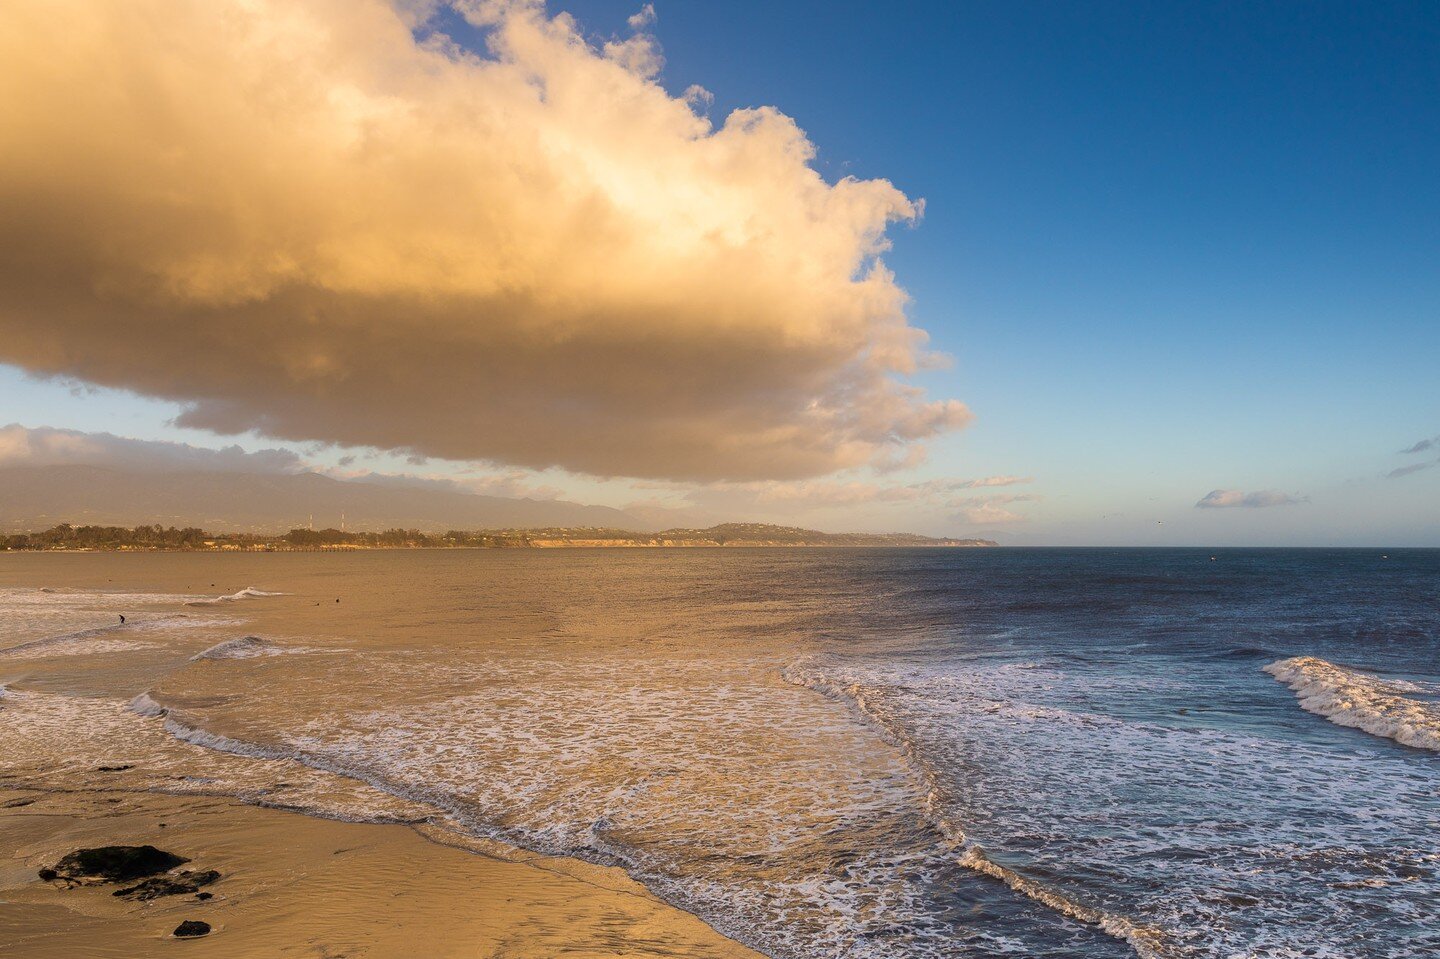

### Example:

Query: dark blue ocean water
xmin=2 ymin=548 xmax=1437 ymax=958
xmin=787 ymin=548 xmax=1440 ymax=958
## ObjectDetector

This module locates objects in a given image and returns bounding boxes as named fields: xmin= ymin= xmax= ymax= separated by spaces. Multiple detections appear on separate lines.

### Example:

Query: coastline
xmin=1 ymin=522 xmax=998 ymax=552
xmin=1 ymin=786 xmax=767 ymax=958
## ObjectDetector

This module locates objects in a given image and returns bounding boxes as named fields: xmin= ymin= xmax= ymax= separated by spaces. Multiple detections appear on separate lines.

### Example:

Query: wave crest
xmin=128 ymin=691 xmax=168 ymax=717
xmin=1264 ymin=656 xmax=1440 ymax=752
xmin=187 ymin=587 xmax=286 ymax=607
xmin=191 ymin=636 xmax=272 ymax=660
xmin=0 ymin=622 xmax=127 ymax=656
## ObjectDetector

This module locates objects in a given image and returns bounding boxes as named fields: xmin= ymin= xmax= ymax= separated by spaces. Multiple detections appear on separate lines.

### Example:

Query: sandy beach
xmin=0 ymin=786 xmax=764 ymax=958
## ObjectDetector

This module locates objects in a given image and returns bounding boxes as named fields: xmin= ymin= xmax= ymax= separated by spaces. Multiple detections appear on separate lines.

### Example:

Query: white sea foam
xmin=784 ymin=653 xmax=1440 ymax=959
xmin=0 ymin=683 xmax=436 ymax=827
xmin=783 ymin=657 xmax=1171 ymax=958
xmin=127 ymin=654 xmax=1076 ymax=959
xmin=187 ymin=587 xmax=286 ymax=606
xmin=1264 ymin=656 xmax=1440 ymax=752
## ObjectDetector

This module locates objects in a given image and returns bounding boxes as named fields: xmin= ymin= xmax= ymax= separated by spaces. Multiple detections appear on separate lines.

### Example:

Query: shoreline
xmin=1 ymin=785 xmax=768 ymax=958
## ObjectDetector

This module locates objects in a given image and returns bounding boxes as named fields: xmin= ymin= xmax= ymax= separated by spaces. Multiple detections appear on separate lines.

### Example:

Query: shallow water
xmin=1 ymin=548 xmax=1436 ymax=957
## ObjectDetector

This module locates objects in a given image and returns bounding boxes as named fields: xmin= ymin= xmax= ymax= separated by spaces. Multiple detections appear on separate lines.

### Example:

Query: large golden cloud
xmin=0 ymin=0 xmax=970 ymax=480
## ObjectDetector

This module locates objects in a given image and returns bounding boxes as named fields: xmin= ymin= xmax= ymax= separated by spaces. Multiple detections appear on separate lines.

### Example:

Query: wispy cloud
xmin=1383 ymin=432 xmax=1440 ymax=478
xmin=1399 ymin=435 xmax=1438 ymax=455
xmin=0 ymin=0 xmax=968 ymax=482
xmin=945 ymin=475 xmax=1034 ymax=490
xmin=330 ymin=469 xmax=564 ymax=500
xmin=950 ymin=492 xmax=1040 ymax=525
xmin=0 ymin=424 xmax=303 ymax=474
xmin=623 ymin=473 xmax=1044 ymax=532
xmin=1195 ymin=489 xmax=1307 ymax=509
xmin=951 ymin=495 xmax=1038 ymax=525
xmin=1387 ymin=461 xmax=1437 ymax=479
xmin=642 ymin=474 xmax=1036 ymax=509
xmin=0 ymin=424 xmax=565 ymax=501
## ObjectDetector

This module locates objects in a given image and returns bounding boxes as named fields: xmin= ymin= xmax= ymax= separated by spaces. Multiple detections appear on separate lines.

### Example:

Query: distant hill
xmin=642 ymin=523 xmax=994 ymax=547
xmin=0 ymin=465 xmax=644 ymax=534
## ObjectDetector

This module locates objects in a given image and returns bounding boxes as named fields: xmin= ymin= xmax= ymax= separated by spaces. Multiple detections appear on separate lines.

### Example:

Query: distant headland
xmin=1 ymin=523 xmax=997 ymax=552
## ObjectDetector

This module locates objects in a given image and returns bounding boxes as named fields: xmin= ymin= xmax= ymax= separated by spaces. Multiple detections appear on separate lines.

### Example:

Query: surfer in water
xmin=118 ymin=614 xmax=126 ymax=625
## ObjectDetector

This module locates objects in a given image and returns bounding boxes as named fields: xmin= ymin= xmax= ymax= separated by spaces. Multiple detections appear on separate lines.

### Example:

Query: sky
xmin=1 ymin=0 xmax=1436 ymax=545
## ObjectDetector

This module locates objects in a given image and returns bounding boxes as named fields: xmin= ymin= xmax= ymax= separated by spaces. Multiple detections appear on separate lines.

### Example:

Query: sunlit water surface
xmin=2 ymin=549 xmax=1436 ymax=958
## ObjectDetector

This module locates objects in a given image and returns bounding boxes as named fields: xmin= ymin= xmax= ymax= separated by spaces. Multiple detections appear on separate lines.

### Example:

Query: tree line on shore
xmin=0 ymin=523 xmax=523 ymax=550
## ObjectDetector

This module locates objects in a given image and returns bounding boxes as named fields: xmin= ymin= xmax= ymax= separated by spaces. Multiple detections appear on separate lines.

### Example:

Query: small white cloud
xmin=949 ymin=475 xmax=1033 ymax=490
xmin=1195 ymin=489 xmax=1306 ymax=509
xmin=627 ymin=3 xmax=656 ymax=30
xmin=952 ymin=499 xmax=1028 ymax=525
xmin=682 ymin=84 xmax=714 ymax=114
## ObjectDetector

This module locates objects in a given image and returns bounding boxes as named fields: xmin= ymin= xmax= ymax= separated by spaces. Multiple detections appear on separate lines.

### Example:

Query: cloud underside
xmin=1 ymin=423 xmax=1031 ymax=523
xmin=0 ymin=424 xmax=303 ymax=474
xmin=1195 ymin=489 xmax=1305 ymax=509
xmin=0 ymin=0 xmax=969 ymax=481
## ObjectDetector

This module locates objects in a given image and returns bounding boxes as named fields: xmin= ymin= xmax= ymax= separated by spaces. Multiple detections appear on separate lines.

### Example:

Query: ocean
xmin=2 ymin=548 xmax=1436 ymax=958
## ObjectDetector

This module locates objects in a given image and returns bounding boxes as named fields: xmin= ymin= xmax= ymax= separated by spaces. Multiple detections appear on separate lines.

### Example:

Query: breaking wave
xmin=782 ymin=657 xmax=1171 ymax=959
xmin=187 ymin=587 xmax=286 ymax=606
xmin=189 ymin=636 xmax=322 ymax=660
xmin=1264 ymin=656 xmax=1440 ymax=752
xmin=959 ymin=848 xmax=1169 ymax=959
xmin=128 ymin=691 xmax=168 ymax=717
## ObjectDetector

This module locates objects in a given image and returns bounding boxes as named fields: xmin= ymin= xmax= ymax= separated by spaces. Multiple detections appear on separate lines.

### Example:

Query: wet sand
xmin=0 ymin=787 xmax=766 ymax=958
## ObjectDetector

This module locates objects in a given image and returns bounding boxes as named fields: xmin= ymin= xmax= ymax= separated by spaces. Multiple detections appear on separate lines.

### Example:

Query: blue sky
xmin=2 ymin=0 xmax=1436 ymax=543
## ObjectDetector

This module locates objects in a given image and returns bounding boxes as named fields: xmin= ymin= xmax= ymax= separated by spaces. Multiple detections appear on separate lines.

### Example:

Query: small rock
xmin=195 ymin=892 xmax=213 ymax=901
xmin=96 ymin=764 xmax=135 ymax=772
xmin=173 ymin=920 xmax=210 ymax=938
xmin=37 ymin=868 xmax=58 ymax=882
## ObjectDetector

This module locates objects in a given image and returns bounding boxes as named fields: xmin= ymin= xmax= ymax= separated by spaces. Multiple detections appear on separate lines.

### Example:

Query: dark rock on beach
xmin=173 ymin=920 xmax=211 ymax=938
xmin=49 ymin=845 xmax=189 ymax=882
